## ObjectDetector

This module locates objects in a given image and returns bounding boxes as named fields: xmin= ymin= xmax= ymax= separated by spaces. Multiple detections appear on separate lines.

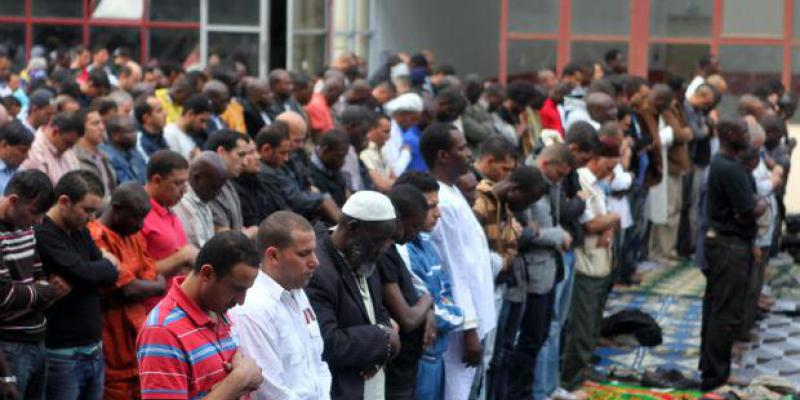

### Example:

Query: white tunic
xmin=230 ymin=271 xmax=332 ymax=400
xmin=431 ymin=181 xmax=496 ymax=400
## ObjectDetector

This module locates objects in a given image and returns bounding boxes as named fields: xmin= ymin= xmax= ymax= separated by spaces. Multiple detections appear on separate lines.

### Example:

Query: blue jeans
xmin=0 ymin=340 xmax=47 ymax=400
xmin=533 ymin=250 xmax=576 ymax=400
xmin=45 ymin=344 xmax=105 ymax=400
xmin=417 ymin=352 xmax=445 ymax=400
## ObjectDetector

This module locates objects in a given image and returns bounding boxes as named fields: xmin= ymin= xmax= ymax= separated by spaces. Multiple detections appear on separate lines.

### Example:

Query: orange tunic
xmin=88 ymin=221 xmax=158 ymax=400
xmin=220 ymin=99 xmax=247 ymax=133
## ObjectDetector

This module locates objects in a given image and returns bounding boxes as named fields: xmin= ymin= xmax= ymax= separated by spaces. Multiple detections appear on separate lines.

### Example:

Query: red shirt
xmin=142 ymin=198 xmax=188 ymax=310
xmin=137 ymin=276 xmax=238 ymax=399
xmin=539 ymin=98 xmax=564 ymax=136
xmin=304 ymin=92 xmax=334 ymax=134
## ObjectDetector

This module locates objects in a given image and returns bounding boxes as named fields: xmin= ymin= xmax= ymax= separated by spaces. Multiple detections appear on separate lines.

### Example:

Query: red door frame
xmin=0 ymin=0 xmax=200 ymax=64
xmin=499 ymin=0 xmax=796 ymax=89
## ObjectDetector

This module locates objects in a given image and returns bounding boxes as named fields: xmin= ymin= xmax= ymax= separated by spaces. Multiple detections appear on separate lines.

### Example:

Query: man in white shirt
xmin=230 ymin=210 xmax=332 ymax=400
xmin=173 ymin=151 xmax=227 ymax=248
xmin=383 ymin=93 xmax=421 ymax=176
xmin=420 ymin=122 xmax=496 ymax=400
xmin=164 ymin=94 xmax=212 ymax=160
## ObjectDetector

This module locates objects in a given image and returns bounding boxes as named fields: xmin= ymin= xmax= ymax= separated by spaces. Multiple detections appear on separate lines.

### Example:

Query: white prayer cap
xmin=385 ymin=93 xmax=423 ymax=115
xmin=342 ymin=191 xmax=397 ymax=222
xmin=541 ymin=129 xmax=564 ymax=147
xmin=391 ymin=62 xmax=410 ymax=81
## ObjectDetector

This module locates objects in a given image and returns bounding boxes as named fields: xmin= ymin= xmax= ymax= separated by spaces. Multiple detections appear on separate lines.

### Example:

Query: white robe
xmin=432 ymin=181 xmax=497 ymax=400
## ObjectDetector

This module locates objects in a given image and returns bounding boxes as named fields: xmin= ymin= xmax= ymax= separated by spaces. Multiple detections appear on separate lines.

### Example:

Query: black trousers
xmin=487 ymin=290 xmax=555 ymax=400
xmin=699 ymin=234 xmax=752 ymax=391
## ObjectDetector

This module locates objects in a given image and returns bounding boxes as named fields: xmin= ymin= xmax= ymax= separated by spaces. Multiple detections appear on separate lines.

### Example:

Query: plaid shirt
xmin=472 ymin=179 xmax=522 ymax=273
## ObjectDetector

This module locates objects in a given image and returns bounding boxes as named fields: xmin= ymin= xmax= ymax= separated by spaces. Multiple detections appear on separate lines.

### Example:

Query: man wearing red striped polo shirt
xmin=136 ymin=231 xmax=263 ymax=399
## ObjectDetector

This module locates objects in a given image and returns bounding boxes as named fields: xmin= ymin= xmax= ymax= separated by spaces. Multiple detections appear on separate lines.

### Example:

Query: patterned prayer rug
xmin=581 ymin=381 xmax=702 ymax=400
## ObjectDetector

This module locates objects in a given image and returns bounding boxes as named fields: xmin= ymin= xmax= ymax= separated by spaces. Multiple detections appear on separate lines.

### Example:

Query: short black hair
xmin=565 ymin=121 xmax=599 ymax=152
xmin=105 ymin=116 xmax=134 ymax=136
xmin=621 ymin=75 xmax=648 ymax=98
xmin=205 ymin=129 xmax=244 ymax=152
xmin=717 ymin=117 xmax=748 ymax=144
xmin=255 ymin=121 xmax=290 ymax=150
xmin=562 ymin=62 xmax=583 ymax=77
xmin=420 ymin=122 xmax=456 ymax=169
xmin=435 ymin=89 xmax=468 ymax=114
xmin=395 ymin=171 xmax=440 ymax=193
xmin=509 ymin=165 xmax=546 ymax=195
xmin=2 ymin=95 xmax=20 ymax=109
xmin=88 ymin=96 xmax=118 ymax=115
xmin=0 ymin=120 xmax=34 ymax=146
xmin=182 ymin=94 xmax=213 ymax=116
xmin=291 ymin=71 xmax=311 ymax=89
xmin=255 ymin=210 xmax=313 ymax=254
xmin=88 ymin=68 xmax=111 ymax=91
xmin=55 ymin=170 xmax=105 ymax=203
xmin=433 ymin=64 xmax=456 ymax=76
xmin=477 ymin=136 xmax=517 ymax=161
xmin=339 ymin=106 xmax=378 ymax=129
xmin=5 ymin=169 xmax=55 ymax=214
xmin=147 ymin=150 xmax=189 ymax=180
xmin=318 ymin=129 xmax=350 ymax=150
xmin=698 ymin=54 xmax=714 ymax=70
xmin=604 ymin=48 xmax=623 ymax=64
xmin=760 ymin=114 xmax=786 ymax=136
xmin=194 ymin=230 xmax=260 ymax=276
xmin=388 ymin=184 xmax=428 ymax=221
xmin=160 ymin=61 xmax=184 ymax=79
xmin=133 ymin=94 xmax=153 ymax=124
xmin=51 ymin=111 xmax=86 ymax=137
xmin=507 ymin=80 xmax=539 ymax=105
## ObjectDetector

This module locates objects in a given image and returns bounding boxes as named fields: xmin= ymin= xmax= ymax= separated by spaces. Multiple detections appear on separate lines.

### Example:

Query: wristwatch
xmin=0 ymin=376 xmax=16 ymax=383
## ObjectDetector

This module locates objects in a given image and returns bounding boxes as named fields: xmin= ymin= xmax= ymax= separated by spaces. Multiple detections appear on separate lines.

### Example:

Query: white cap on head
xmin=341 ymin=190 xmax=397 ymax=222
xmin=385 ymin=93 xmax=423 ymax=115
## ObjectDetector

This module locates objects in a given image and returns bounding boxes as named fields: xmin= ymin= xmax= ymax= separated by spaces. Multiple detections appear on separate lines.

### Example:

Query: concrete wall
xmin=371 ymin=0 xmax=499 ymax=79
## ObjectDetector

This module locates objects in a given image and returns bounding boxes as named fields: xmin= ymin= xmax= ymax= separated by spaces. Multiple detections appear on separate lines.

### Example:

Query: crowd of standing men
xmin=0 ymin=43 xmax=793 ymax=400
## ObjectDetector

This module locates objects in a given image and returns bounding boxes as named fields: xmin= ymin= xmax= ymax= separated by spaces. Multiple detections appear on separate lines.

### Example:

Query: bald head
xmin=586 ymin=92 xmax=617 ymax=123
xmin=106 ymin=182 xmax=151 ymax=236
xmin=537 ymin=142 xmax=576 ymax=167
xmin=738 ymin=94 xmax=767 ymax=118
xmin=203 ymin=80 xmax=229 ymax=97
xmin=706 ymin=74 xmax=727 ymax=95
xmin=649 ymin=83 xmax=674 ymax=112
xmin=689 ymin=83 xmax=716 ymax=109
xmin=189 ymin=151 xmax=228 ymax=202
xmin=276 ymin=111 xmax=308 ymax=151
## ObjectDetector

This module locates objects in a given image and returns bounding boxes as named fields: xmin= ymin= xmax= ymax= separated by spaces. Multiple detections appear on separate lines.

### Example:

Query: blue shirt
xmin=138 ymin=129 xmax=168 ymax=157
xmin=0 ymin=159 xmax=16 ymax=194
xmin=402 ymin=125 xmax=428 ymax=172
xmin=407 ymin=233 xmax=463 ymax=356
xmin=101 ymin=143 xmax=148 ymax=185
xmin=631 ymin=114 xmax=650 ymax=187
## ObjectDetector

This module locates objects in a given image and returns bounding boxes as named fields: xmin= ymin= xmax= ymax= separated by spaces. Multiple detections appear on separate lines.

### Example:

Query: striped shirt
xmin=0 ymin=222 xmax=52 ymax=342
xmin=137 ymin=276 xmax=239 ymax=399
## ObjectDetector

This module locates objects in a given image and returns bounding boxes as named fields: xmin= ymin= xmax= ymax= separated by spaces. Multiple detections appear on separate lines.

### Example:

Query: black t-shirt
xmin=376 ymin=246 xmax=423 ymax=385
xmin=706 ymin=153 xmax=757 ymax=240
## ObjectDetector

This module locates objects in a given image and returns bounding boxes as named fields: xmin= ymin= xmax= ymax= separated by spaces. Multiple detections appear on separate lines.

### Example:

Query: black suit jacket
xmin=307 ymin=232 xmax=391 ymax=400
xmin=243 ymin=100 xmax=269 ymax=139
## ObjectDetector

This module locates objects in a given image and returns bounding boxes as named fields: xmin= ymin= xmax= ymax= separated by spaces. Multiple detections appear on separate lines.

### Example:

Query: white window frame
xmin=330 ymin=0 xmax=374 ymax=62
xmin=200 ymin=0 xmax=269 ymax=78
xmin=287 ymin=0 xmax=330 ymax=72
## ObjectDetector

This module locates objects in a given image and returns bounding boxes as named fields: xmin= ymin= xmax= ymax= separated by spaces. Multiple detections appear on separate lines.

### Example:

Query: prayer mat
xmin=618 ymin=262 xmax=706 ymax=298
xmin=581 ymin=381 xmax=702 ymax=400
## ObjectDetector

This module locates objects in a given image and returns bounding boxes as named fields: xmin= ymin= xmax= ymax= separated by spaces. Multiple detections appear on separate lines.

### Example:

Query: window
xmin=648 ymin=44 xmax=710 ymax=83
xmin=507 ymin=40 xmax=557 ymax=78
xmin=33 ymin=25 xmax=83 ymax=55
xmin=0 ymin=25 xmax=26 ymax=70
xmin=509 ymin=0 xmax=558 ymax=33
xmin=331 ymin=0 xmax=372 ymax=64
xmin=90 ymin=27 xmax=142 ymax=60
xmin=571 ymin=41 xmax=628 ymax=65
xmin=723 ymin=0 xmax=783 ymax=37
xmin=571 ymin=0 xmax=629 ymax=36
xmin=32 ymin=0 xmax=83 ymax=18
xmin=209 ymin=0 xmax=260 ymax=25
xmin=650 ymin=0 xmax=712 ymax=38
xmin=717 ymin=45 xmax=782 ymax=114
xmin=208 ymin=32 xmax=261 ymax=76
xmin=0 ymin=2 xmax=24 ymax=16
xmin=149 ymin=0 xmax=200 ymax=22
xmin=293 ymin=34 xmax=327 ymax=74
xmin=291 ymin=0 xmax=328 ymax=73
xmin=149 ymin=29 xmax=199 ymax=65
